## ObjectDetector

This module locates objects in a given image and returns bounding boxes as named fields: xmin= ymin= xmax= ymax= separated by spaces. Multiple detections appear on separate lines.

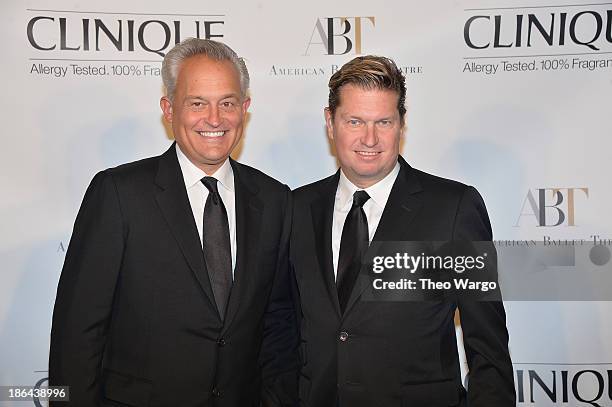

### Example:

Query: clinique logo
xmin=26 ymin=10 xmax=225 ymax=57
xmin=516 ymin=367 xmax=612 ymax=406
xmin=464 ymin=8 xmax=612 ymax=51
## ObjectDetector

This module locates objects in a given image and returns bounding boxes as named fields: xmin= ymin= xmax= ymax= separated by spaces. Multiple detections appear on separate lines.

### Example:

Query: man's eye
xmin=378 ymin=120 xmax=392 ymax=127
xmin=220 ymin=101 xmax=236 ymax=110
xmin=219 ymin=100 xmax=236 ymax=113
xmin=348 ymin=119 xmax=361 ymax=126
xmin=192 ymin=102 xmax=203 ymax=107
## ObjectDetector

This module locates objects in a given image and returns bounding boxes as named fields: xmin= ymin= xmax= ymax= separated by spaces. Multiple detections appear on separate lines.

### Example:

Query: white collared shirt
xmin=176 ymin=144 xmax=237 ymax=276
xmin=332 ymin=162 xmax=400 ymax=279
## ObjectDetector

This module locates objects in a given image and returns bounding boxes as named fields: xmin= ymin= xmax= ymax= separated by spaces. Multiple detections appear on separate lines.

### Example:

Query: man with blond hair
xmin=290 ymin=55 xmax=515 ymax=406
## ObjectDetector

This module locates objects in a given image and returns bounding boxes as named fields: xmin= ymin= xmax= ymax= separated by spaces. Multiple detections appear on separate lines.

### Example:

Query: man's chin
xmin=343 ymin=169 xmax=385 ymax=188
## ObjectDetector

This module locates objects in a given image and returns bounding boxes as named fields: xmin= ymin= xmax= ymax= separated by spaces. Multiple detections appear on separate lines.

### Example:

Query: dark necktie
xmin=201 ymin=177 xmax=232 ymax=321
xmin=337 ymin=190 xmax=370 ymax=313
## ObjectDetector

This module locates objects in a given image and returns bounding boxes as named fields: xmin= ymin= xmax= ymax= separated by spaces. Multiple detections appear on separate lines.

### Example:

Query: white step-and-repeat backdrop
xmin=1 ymin=0 xmax=611 ymax=405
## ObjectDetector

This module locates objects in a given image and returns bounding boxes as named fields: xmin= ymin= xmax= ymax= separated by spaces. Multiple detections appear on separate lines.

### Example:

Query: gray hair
xmin=161 ymin=38 xmax=250 ymax=100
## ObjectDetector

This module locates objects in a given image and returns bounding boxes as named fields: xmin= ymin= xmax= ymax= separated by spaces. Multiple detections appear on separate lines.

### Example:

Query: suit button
xmin=212 ymin=388 xmax=221 ymax=397
xmin=339 ymin=331 xmax=349 ymax=342
xmin=217 ymin=338 xmax=226 ymax=346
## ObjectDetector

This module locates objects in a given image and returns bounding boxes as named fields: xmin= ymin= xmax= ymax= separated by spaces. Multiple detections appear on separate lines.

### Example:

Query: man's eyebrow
xmin=184 ymin=94 xmax=240 ymax=100
xmin=218 ymin=93 xmax=241 ymax=100
xmin=340 ymin=113 xmax=363 ymax=120
xmin=340 ymin=114 xmax=395 ymax=121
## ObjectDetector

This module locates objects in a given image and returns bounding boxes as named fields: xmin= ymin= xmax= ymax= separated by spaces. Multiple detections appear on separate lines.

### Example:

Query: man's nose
xmin=361 ymin=123 xmax=379 ymax=147
xmin=205 ymin=105 xmax=221 ymax=127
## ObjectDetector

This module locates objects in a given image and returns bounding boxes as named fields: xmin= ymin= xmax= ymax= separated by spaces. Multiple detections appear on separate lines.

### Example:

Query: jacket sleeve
xmin=49 ymin=170 xmax=126 ymax=406
xmin=453 ymin=186 xmax=516 ymax=406
xmin=260 ymin=186 xmax=299 ymax=407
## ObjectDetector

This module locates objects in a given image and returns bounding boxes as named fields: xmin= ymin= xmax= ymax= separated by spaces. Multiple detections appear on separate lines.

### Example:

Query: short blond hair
xmin=328 ymin=55 xmax=406 ymax=124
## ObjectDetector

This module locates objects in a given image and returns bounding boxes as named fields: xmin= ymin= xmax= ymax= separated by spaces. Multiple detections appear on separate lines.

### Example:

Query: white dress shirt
xmin=332 ymin=162 xmax=400 ymax=280
xmin=176 ymin=144 xmax=237 ymax=276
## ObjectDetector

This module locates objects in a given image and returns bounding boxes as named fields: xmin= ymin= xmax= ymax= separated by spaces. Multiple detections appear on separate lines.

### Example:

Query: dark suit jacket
xmin=49 ymin=144 xmax=298 ymax=407
xmin=290 ymin=156 xmax=515 ymax=407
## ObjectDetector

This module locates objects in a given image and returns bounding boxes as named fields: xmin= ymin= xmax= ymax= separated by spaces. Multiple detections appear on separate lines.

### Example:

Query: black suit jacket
xmin=49 ymin=144 xmax=298 ymax=407
xmin=290 ymin=156 xmax=515 ymax=406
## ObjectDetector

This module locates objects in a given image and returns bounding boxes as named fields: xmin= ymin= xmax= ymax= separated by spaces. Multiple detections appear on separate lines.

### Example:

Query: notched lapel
xmin=222 ymin=160 xmax=263 ymax=332
xmin=154 ymin=145 xmax=218 ymax=313
xmin=310 ymin=172 xmax=341 ymax=316
xmin=373 ymin=157 xmax=424 ymax=243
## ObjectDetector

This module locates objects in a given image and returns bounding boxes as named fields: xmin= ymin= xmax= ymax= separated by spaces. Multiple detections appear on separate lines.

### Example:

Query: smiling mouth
xmin=197 ymin=131 xmax=226 ymax=138
xmin=355 ymin=151 xmax=381 ymax=156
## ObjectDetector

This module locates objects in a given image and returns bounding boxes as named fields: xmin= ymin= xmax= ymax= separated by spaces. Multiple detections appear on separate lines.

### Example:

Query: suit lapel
xmin=371 ymin=157 xmax=424 ymax=243
xmin=343 ymin=156 xmax=424 ymax=316
xmin=154 ymin=144 xmax=218 ymax=313
xmin=222 ymin=159 xmax=263 ymax=333
xmin=310 ymin=172 xmax=342 ymax=317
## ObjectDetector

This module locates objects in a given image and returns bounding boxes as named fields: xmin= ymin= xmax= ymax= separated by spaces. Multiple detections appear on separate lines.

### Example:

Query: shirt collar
xmin=175 ymin=144 xmax=234 ymax=192
xmin=336 ymin=161 xmax=400 ymax=210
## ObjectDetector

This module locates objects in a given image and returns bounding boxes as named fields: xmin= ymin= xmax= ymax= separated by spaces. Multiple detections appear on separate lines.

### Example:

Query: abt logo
xmin=305 ymin=17 xmax=375 ymax=55
xmin=516 ymin=188 xmax=589 ymax=227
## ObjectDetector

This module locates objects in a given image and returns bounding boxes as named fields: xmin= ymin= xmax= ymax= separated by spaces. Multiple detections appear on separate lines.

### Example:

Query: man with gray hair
xmin=49 ymin=38 xmax=297 ymax=406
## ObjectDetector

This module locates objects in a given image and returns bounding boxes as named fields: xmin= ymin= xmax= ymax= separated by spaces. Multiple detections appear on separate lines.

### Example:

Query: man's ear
xmin=241 ymin=96 xmax=251 ymax=114
xmin=160 ymin=97 xmax=173 ymax=123
xmin=324 ymin=107 xmax=334 ymax=141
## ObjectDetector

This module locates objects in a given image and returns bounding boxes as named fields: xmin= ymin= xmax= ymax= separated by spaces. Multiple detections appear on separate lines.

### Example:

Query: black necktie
xmin=201 ymin=177 xmax=232 ymax=321
xmin=337 ymin=190 xmax=370 ymax=313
